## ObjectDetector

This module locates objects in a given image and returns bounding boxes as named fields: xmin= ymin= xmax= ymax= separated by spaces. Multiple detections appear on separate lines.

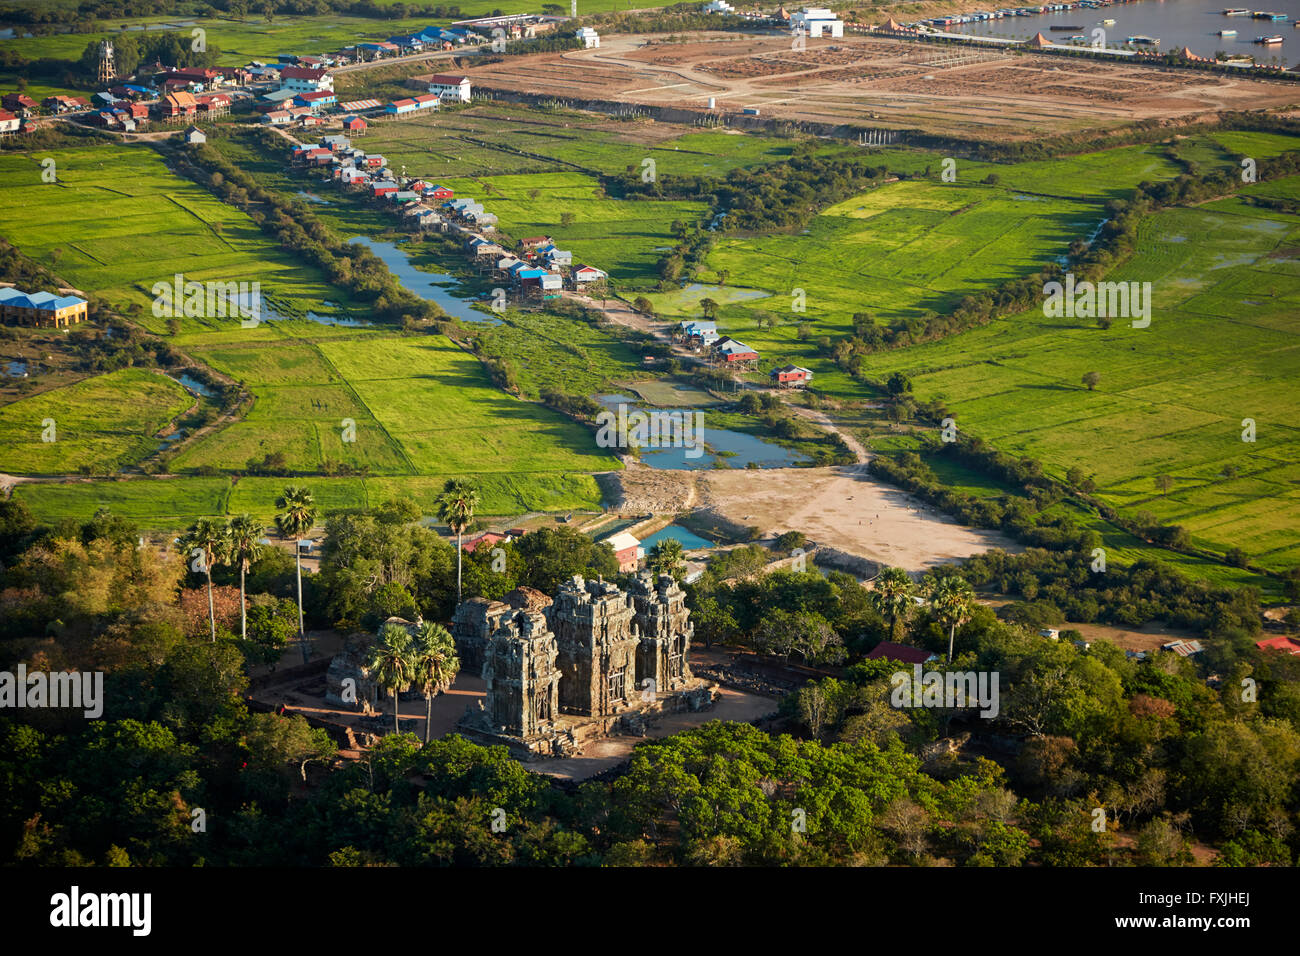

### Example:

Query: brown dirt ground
xmin=455 ymin=32 xmax=1300 ymax=141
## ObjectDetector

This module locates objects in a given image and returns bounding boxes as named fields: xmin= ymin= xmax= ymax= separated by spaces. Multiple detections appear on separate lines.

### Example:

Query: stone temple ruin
xmin=455 ymin=572 xmax=715 ymax=758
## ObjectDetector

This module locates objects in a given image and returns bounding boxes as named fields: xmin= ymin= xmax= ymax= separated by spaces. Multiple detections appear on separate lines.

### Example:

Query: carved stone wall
xmin=479 ymin=609 xmax=562 ymax=739
xmin=451 ymin=588 xmax=554 ymax=672
xmin=628 ymin=571 xmax=695 ymax=695
xmin=548 ymin=575 xmax=640 ymax=717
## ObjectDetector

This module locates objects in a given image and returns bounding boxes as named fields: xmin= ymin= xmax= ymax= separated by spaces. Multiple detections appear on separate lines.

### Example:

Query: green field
xmin=0 ymin=144 xmax=353 ymax=321
xmin=854 ymin=188 xmax=1300 ymax=570
xmin=13 ymin=470 xmax=604 ymax=527
xmin=0 ymin=139 xmax=624 ymax=525
xmin=0 ymin=368 xmax=192 ymax=473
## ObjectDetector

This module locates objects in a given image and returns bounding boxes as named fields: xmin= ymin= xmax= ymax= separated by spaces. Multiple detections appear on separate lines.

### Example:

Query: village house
xmin=342 ymin=115 xmax=368 ymax=134
xmin=280 ymin=66 xmax=334 ymax=93
xmin=866 ymin=641 xmax=939 ymax=664
xmin=42 ymin=95 xmax=90 ymax=114
xmin=2 ymin=93 xmax=38 ymax=116
xmin=196 ymin=92 xmax=231 ymax=116
xmin=576 ymin=26 xmax=601 ymax=48
xmin=679 ymin=320 xmax=720 ymax=347
xmin=159 ymin=91 xmax=197 ymax=118
xmin=293 ymin=90 xmax=337 ymax=112
xmin=600 ymin=530 xmax=642 ymax=574
xmin=182 ymin=125 xmax=206 ymax=145
xmin=714 ymin=337 xmax=759 ymax=364
xmin=518 ymin=235 xmax=551 ymax=254
xmin=571 ymin=264 xmax=607 ymax=285
xmin=426 ymin=73 xmax=472 ymax=102
xmin=0 ymin=110 xmax=21 ymax=135
xmin=427 ymin=183 xmax=454 ymax=200
xmin=770 ymin=364 xmax=813 ymax=387
xmin=0 ymin=287 xmax=88 ymax=327
xmin=540 ymin=245 xmax=572 ymax=267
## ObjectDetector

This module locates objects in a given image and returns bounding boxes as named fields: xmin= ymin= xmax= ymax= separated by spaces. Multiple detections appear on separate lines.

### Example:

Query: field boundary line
xmin=310 ymin=340 xmax=418 ymax=475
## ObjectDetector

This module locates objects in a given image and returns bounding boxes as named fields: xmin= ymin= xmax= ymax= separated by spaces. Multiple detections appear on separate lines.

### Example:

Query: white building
xmin=576 ymin=26 xmax=600 ymax=48
xmin=426 ymin=74 xmax=471 ymax=103
xmin=704 ymin=0 xmax=734 ymax=11
xmin=280 ymin=66 xmax=334 ymax=93
xmin=791 ymin=7 xmax=844 ymax=37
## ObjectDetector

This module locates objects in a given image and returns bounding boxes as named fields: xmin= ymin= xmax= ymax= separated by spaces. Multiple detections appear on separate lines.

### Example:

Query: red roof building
xmin=865 ymin=641 xmax=938 ymax=664
xmin=1256 ymin=635 xmax=1300 ymax=656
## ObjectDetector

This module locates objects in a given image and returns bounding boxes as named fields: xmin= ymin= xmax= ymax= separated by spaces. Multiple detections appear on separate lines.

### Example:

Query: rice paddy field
xmin=0 ymin=367 xmax=192 ymax=474
xmin=358 ymin=106 xmax=810 ymax=181
xmin=853 ymin=176 xmax=1300 ymax=570
xmin=1 ymin=108 xmax=1297 ymax=580
xmin=0 ymin=141 xmax=618 ymax=523
xmin=0 ymin=144 xmax=350 ymax=320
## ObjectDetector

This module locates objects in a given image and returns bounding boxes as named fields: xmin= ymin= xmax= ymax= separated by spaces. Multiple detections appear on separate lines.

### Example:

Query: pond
xmin=639 ymin=524 xmax=715 ymax=552
xmin=168 ymin=372 xmax=216 ymax=399
xmin=5 ymin=360 xmax=28 ymax=377
xmin=593 ymin=394 xmax=809 ymax=470
xmin=296 ymin=191 xmax=332 ymax=205
xmin=348 ymin=236 xmax=498 ymax=324
xmin=678 ymin=282 xmax=770 ymax=303
xmin=229 ymin=289 xmax=374 ymax=328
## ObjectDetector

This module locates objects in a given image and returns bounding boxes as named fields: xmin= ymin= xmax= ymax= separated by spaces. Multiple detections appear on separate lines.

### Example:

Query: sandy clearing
xmin=699 ymin=463 xmax=1018 ymax=572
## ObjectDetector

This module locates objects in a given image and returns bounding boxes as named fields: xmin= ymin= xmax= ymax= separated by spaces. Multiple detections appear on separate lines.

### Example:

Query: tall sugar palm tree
xmin=366 ymin=621 xmax=416 ymax=735
xmin=226 ymin=513 xmax=263 ymax=644
xmin=275 ymin=485 xmax=317 ymax=662
xmin=929 ymin=575 xmax=976 ymax=664
xmin=179 ymin=517 xmax=228 ymax=643
xmin=435 ymin=479 xmax=479 ymax=605
xmin=871 ymin=566 xmax=915 ymax=643
xmin=412 ymin=621 xmax=460 ymax=745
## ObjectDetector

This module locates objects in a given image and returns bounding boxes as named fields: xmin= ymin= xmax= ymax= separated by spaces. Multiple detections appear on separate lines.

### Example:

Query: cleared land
xmin=456 ymin=32 xmax=1300 ymax=140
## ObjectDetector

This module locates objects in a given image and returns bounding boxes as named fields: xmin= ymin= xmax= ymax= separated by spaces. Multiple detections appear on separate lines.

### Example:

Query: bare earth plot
xmin=457 ymin=32 xmax=1300 ymax=140
xmin=610 ymin=463 xmax=1018 ymax=572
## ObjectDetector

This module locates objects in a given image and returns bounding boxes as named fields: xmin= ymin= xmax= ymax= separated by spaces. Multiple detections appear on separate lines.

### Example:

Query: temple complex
xmin=457 ymin=572 xmax=714 ymax=758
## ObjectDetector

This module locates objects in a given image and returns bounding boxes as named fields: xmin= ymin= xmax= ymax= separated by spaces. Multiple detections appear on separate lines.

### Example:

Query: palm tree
xmin=275 ymin=485 xmax=318 ymax=662
xmin=929 ymin=575 xmax=976 ymax=664
xmin=871 ymin=566 xmax=915 ymax=643
xmin=226 ymin=513 xmax=262 ymax=644
xmin=435 ymin=479 xmax=479 ymax=605
xmin=647 ymin=538 xmax=686 ymax=580
xmin=412 ymin=621 xmax=461 ymax=744
xmin=366 ymin=622 xmax=417 ymax=735
xmin=178 ymin=518 xmax=228 ymax=643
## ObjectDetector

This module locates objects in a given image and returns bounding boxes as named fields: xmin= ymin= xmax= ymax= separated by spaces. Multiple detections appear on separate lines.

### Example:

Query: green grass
xmin=0 ymin=368 xmax=192 ymax=474
xmin=0 ymin=138 xmax=623 ymax=526
xmin=474 ymin=306 xmax=647 ymax=399
xmin=13 ymin=471 xmax=605 ymax=528
xmin=643 ymin=176 xmax=1099 ymax=397
xmin=313 ymin=336 xmax=621 ymax=474
xmin=854 ymin=192 xmax=1300 ymax=570
xmin=0 ymin=144 xmax=355 ymax=322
